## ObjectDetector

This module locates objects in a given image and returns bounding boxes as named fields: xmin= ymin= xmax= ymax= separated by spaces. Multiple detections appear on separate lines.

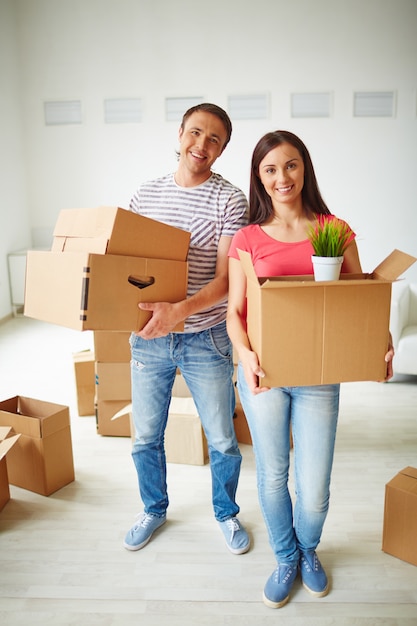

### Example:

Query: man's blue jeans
xmin=237 ymin=362 xmax=340 ymax=566
xmin=130 ymin=321 xmax=242 ymax=522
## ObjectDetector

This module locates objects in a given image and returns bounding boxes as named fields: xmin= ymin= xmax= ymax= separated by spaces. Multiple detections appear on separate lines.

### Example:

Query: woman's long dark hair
xmin=249 ymin=130 xmax=331 ymax=224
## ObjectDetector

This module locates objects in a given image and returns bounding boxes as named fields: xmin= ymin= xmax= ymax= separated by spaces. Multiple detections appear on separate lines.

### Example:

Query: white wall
xmin=1 ymin=0 xmax=416 ymax=317
xmin=0 ymin=0 xmax=31 ymax=319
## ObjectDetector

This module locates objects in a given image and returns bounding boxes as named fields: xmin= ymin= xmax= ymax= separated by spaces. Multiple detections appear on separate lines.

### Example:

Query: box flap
xmin=73 ymin=349 xmax=95 ymax=363
xmin=0 ymin=426 xmax=12 ymax=441
xmin=53 ymin=206 xmax=119 ymax=238
xmin=373 ymin=249 xmax=417 ymax=281
xmin=0 ymin=433 xmax=21 ymax=462
xmin=0 ymin=396 xmax=70 ymax=438
xmin=52 ymin=236 xmax=109 ymax=254
xmin=110 ymin=403 xmax=132 ymax=421
xmin=237 ymin=249 xmax=261 ymax=284
xmin=399 ymin=466 xmax=417 ymax=481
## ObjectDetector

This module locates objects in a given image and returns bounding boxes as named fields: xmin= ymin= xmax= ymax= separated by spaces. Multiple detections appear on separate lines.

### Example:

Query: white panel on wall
xmin=104 ymin=98 xmax=142 ymax=123
xmin=44 ymin=100 xmax=82 ymax=125
xmin=165 ymin=97 xmax=204 ymax=121
xmin=353 ymin=91 xmax=395 ymax=117
xmin=228 ymin=94 xmax=269 ymax=120
xmin=291 ymin=92 xmax=332 ymax=118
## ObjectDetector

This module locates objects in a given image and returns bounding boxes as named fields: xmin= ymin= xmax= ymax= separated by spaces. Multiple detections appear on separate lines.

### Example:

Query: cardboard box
xmin=233 ymin=402 xmax=252 ymax=445
xmin=51 ymin=206 xmax=190 ymax=261
xmin=95 ymin=361 xmax=131 ymax=401
xmin=382 ymin=466 xmax=417 ymax=566
xmin=94 ymin=331 xmax=131 ymax=362
xmin=126 ymin=397 xmax=208 ymax=465
xmin=24 ymin=251 xmax=188 ymax=332
xmin=0 ymin=427 xmax=21 ymax=511
xmin=171 ymin=369 xmax=252 ymax=446
xmin=238 ymin=249 xmax=416 ymax=387
xmin=96 ymin=400 xmax=131 ymax=437
xmin=25 ymin=205 xmax=190 ymax=332
xmin=73 ymin=350 xmax=95 ymax=416
xmin=165 ymin=397 xmax=208 ymax=465
xmin=0 ymin=396 xmax=75 ymax=496
xmin=172 ymin=371 xmax=191 ymax=397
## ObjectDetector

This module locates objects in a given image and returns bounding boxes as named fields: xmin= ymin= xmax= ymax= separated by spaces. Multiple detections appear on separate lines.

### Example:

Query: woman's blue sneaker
xmin=123 ymin=512 xmax=166 ymax=551
xmin=263 ymin=564 xmax=298 ymax=608
xmin=299 ymin=550 xmax=329 ymax=597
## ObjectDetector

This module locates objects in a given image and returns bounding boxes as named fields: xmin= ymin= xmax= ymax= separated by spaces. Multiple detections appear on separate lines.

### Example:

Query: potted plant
xmin=307 ymin=217 xmax=351 ymax=281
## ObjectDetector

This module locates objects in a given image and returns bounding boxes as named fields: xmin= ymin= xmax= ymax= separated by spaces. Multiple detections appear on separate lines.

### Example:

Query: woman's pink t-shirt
xmin=228 ymin=215 xmax=355 ymax=277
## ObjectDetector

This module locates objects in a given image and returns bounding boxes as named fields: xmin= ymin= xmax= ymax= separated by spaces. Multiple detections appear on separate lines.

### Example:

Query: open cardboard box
xmin=238 ymin=249 xmax=416 ymax=387
xmin=24 ymin=206 xmax=190 ymax=332
xmin=0 ymin=427 xmax=21 ymax=511
xmin=0 ymin=396 xmax=75 ymax=496
xmin=382 ymin=466 xmax=417 ymax=566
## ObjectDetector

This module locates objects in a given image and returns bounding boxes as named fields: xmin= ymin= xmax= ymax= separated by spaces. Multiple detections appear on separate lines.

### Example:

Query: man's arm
xmin=137 ymin=235 xmax=232 ymax=339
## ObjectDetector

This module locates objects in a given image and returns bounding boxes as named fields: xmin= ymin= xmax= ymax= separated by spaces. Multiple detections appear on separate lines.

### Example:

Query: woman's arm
xmin=226 ymin=257 xmax=270 ymax=394
xmin=342 ymin=240 xmax=362 ymax=273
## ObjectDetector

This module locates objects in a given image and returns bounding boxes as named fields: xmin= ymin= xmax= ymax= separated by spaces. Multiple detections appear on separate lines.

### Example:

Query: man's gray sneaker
xmin=218 ymin=516 xmax=250 ymax=554
xmin=123 ymin=513 xmax=166 ymax=551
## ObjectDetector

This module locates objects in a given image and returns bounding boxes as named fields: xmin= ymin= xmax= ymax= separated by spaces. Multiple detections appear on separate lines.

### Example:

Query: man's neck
xmin=174 ymin=168 xmax=213 ymax=188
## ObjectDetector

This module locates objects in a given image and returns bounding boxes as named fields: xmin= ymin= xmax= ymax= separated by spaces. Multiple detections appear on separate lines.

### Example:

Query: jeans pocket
xmin=208 ymin=322 xmax=232 ymax=359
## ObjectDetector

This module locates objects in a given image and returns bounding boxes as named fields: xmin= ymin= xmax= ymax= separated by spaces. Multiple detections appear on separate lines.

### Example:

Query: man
xmin=124 ymin=103 xmax=250 ymax=555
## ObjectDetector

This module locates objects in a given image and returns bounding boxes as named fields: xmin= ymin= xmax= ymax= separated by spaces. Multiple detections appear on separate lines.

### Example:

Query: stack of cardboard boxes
xmin=94 ymin=331 xmax=131 ymax=437
xmin=0 ymin=205 xmax=193 ymax=510
xmin=24 ymin=206 xmax=190 ymax=332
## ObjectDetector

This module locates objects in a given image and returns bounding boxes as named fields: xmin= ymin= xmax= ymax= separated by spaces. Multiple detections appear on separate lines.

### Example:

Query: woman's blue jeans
xmin=130 ymin=321 xmax=242 ymax=522
xmin=237 ymin=362 xmax=340 ymax=566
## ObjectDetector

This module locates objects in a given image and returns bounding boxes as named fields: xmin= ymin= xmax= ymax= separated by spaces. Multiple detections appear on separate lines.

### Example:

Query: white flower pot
xmin=312 ymin=255 xmax=343 ymax=281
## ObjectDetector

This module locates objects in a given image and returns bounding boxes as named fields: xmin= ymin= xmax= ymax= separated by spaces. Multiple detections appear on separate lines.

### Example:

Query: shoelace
xmin=226 ymin=517 xmax=240 ymax=536
xmin=134 ymin=513 xmax=154 ymax=530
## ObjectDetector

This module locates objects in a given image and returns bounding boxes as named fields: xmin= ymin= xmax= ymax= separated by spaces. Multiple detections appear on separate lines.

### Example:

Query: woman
xmin=227 ymin=130 xmax=394 ymax=609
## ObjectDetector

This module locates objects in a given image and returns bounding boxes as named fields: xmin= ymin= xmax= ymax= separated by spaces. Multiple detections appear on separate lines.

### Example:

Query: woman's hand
xmin=382 ymin=338 xmax=395 ymax=382
xmin=241 ymin=351 xmax=270 ymax=395
xmin=380 ymin=332 xmax=394 ymax=382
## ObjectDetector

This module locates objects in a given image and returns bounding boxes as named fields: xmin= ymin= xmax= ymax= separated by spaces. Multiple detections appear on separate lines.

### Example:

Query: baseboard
xmin=0 ymin=313 xmax=13 ymax=326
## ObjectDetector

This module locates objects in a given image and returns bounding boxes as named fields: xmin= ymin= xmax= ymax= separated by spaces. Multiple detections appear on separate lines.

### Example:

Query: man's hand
xmin=136 ymin=302 xmax=182 ymax=339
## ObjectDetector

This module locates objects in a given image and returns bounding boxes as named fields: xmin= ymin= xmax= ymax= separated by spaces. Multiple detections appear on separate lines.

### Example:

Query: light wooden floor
xmin=0 ymin=316 xmax=416 ymax=625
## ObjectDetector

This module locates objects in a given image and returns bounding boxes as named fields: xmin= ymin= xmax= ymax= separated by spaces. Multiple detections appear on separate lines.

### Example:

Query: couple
xmin=123 ymin=103 xmax=394 ymax=608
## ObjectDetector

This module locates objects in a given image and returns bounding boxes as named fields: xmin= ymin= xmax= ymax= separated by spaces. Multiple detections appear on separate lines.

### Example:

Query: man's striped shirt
xmin=130 ymin=172 xmax=248 ymax=332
